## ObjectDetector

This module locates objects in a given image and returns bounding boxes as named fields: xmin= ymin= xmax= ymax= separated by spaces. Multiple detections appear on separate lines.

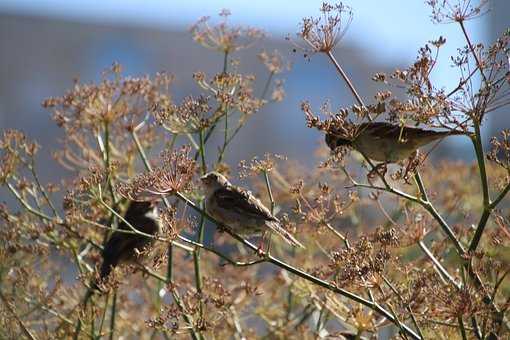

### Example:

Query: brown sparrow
xmin=325 ymin=122 xmax=465 ymax=162
xmin=201 ymin=171 xmax=303 ymax=248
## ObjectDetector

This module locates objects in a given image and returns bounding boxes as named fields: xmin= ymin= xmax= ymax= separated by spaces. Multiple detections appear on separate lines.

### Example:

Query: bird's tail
xmin=266 ymin=221 xmax=305 ymax=248
xmin=416 ymin=128 xmax=465 ymax=141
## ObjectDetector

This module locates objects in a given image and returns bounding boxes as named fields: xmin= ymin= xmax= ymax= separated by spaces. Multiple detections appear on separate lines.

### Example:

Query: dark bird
xmin=325 ymin=122 xmax=465 ymax=163
xmin=98 ymin=200 xmax=160 ymax=283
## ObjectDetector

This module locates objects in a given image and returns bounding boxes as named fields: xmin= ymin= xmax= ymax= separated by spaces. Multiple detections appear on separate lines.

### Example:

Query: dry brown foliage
xmin=1 ymin=3 xmax=509 ymax=339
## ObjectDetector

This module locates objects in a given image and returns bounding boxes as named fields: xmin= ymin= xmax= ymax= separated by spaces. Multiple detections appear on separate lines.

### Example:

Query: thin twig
xmin=0 ymin=291 xmax=38 ymax=340
xmin=325 ymin=51 xmax=366 ymax=109
xmin=418 ymin=241 xmax=460 ymax=289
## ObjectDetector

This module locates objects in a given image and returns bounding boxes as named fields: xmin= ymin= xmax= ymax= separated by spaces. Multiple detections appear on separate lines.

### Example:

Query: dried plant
xmin=1 ymin=2 xmax=509 ymax=340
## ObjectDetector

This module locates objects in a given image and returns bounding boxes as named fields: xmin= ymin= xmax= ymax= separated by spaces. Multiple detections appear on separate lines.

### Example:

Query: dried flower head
xmin=427 ymin=0 xmax=489 ymax=24
xmin=292 ymin=181 xmax=357 ymax=236
xmin=238 ymin=153 xmax=286 ymax=178
xmin=258 ymin=50 xmax=289 ymax=75
xmin=271 ymin=79 xmax=286 ymax=102
xmin=488 ymin=129 xmax=510 ymax=172
xmin=329 ymin=235 xmax=392 ymax=287
xmin=190 ymin=10 xmax=264 ymax=53
xmin=154 ymin=95 xmax=212 ymax=133
xmin=193 ymin=71 xmax=265 ymax=117
xmin=43 ymin=63 xmax=173 ymax=131
xmin=0 ymin=130 xmax=38 ymax=183
xmin=117 ymin=145 xmax=196 ymax=199
xmin=294 ymin=2 xmax=353 ymax=54
xmin=160 ymin=205 xmax=191 ymax=240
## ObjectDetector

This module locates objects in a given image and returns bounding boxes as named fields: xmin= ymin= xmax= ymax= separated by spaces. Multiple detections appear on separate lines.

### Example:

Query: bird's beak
xmin=148 ymin=199 xmax=159 ymax=208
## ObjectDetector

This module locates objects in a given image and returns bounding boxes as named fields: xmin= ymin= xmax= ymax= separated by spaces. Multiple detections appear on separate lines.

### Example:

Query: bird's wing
xmin=359 ymin=122 xmax=402 ymax=140
xmin=213 ymin=185 xmax=275 ymax=221
xmin=100 ymin=233 xmax=146 ymax=279
xmin=360 ymin=122 xmax=457 ymax=142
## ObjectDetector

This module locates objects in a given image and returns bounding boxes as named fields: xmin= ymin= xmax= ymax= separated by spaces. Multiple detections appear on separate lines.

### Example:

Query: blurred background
xmin=0 ymin=0 xmax=509 ymax=185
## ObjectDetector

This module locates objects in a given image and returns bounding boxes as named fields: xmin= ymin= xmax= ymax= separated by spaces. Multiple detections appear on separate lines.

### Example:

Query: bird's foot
xmin=402 ymin=151 xmax=423 ymax=184
xmin=256 ymin=246 xmax=266 ymax=258
xmin=367 ymin=163 xmax=387 ymax=183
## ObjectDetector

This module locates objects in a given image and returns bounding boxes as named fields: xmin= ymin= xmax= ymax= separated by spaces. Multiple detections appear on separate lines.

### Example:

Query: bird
xmin=200 ymin=171 xmax=304 ymax=249
xmin=97 ymin=200 xmax=160 ymax=284
xmin=80 ymin=200 xmax=159 ymax=307
xmin=325 ymin=121 xmax=465 ymax=163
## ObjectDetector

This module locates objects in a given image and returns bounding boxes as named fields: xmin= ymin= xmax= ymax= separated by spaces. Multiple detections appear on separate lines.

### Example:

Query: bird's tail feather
xmin=266 ymin=221 xmax=305 ymax=248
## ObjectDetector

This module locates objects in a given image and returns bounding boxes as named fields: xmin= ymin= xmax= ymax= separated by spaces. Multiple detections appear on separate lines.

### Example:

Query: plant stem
xmin=194 ymin=130 xmax=208 ymax=321
xmin=348 ymin=169 xmax=466 ymax=255
xmin=108 ymin=291 xmax=117 ymax=340
xmin=458 ymin=20 xmax=487 ymax=84
xmin=325 ymin=51 xmax=366 ymax=108
xmin=0 ymin=291 xmax=38 ymax=340
xmin=468 ymin=123 xmax=491 ymax=253
xmin=418 ymin=241 xmax=460 ymax=289
xmin=383 ymin=276 xmax=425 ymax=340
xmin=458 ymin=316 xmax=468 ymax=340
xmin=222 ymin=51 xmax=229 ymax=74
xmin=29 ymin=160 xmax=59 ymax=217
xmin=263 ymin=171 xmax=275 ymax=214
xmin=414 ymin=172 xmax=466 ymax=255
xmin=219 ymin=70 xmax=275 ymax=156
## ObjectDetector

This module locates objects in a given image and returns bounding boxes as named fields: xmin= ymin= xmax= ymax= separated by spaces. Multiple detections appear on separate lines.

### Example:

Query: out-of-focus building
xmin=0 ymin=3 xmax=507 ymax=187
xmin=0 ymin=13 xmax=388 ymax=183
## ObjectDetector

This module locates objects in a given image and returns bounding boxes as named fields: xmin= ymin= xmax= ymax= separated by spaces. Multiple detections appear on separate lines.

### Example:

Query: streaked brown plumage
xmin=201 ymin=171 xmax=303 ymax=248
xmin=325 ymin=122 xmax=465 ymax=162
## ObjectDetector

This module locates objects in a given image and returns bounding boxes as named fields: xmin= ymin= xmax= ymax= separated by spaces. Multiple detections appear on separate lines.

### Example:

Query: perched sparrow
xmin=325 ymin=122 xmax=465 ymax=162
xmin=98 ymin=200 xmax=160 ymax=282
xmin=201 ymin=171 xmax=304 ymax=248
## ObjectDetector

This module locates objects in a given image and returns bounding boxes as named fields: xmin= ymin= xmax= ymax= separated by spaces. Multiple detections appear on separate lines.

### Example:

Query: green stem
xmin=98 ymin=294 xmax=109 ymax=337
xmin=414 ymin=172 xmax=466 ymax=255
xmin=198 ymin=130 xmax=207 ymax=173
xmin=6 ymin=182 xmax=54 ymax=221
xmin=418 ymin=240 xmax=460 ymax=289
xmin=222 ymin=51 xmax=229 ymax=74
xmin=222 ymin=71 xmax=274 ymax=150
xmin=490 ymin=181 xmax=510 ymax=210
xmin=194 ymin=130 xmax=207 ymax=322
xmin=458 ymin=316 xmax=468 ymax=340
xmin=350 ymin=170 xmax=465 ymax=255
xmin=383 ymin=276 xmax=425 ymax=340
xmin=260 ymin=71 xmax=274 ymax=100
xmin=193 ymin=204 xmax=205 ymax=315
xmin=108 ymin=291 xmax=117 ymax=340
xmin=178 ymin=234 xmax=265 ymax=267
xmin=29 ymin=160 xmax=59 ymax=217
xmin=468 ymin=123 xmax=491 ymax=253
xmin=166 ymin=245 xmax=173 ymax=283
xmin=263 ymin=171 xmax=275 ymax=214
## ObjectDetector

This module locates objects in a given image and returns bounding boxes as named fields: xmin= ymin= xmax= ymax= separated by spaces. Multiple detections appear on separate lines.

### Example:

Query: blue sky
xmin=0 ymin=1 xmax=486 ymax=55
xmin=0 ymin=0 xmax=488 ymax=90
